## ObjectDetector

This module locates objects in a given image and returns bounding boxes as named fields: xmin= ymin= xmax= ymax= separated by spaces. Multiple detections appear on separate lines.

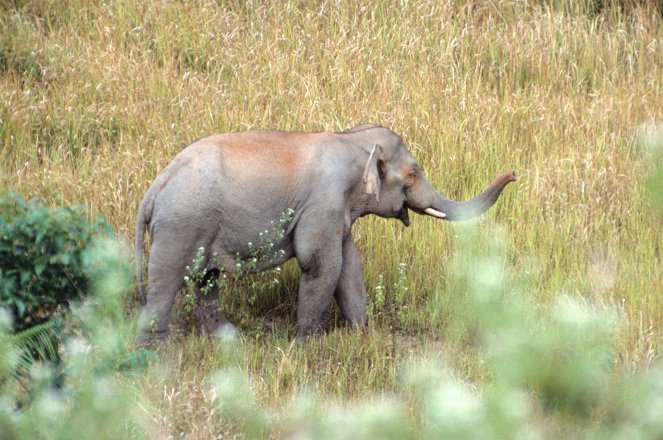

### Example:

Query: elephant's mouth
xmin=397 ymin=206 xmax=411 ymax=227
xmin=404 ymin=204 xmax=445 ymax=221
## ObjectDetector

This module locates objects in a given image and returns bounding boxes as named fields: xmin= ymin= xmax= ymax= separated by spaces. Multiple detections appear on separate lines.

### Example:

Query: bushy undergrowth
xmin=0 ymin=193 xmax=110 ymax=331
xmin=5 ymin=228 xmax=663 ymax=439
xmin=0 ymin=239 xmax=146 ymax=439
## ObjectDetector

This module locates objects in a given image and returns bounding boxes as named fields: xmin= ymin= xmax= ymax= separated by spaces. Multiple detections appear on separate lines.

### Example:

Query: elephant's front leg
xmin=294 ymin=220 xmax=343 ymax=338
xmin=334 ymin=235 xmax=368 ymax=328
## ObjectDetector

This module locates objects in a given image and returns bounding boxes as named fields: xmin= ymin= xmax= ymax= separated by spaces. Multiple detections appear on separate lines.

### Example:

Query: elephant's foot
xmin=295 ymin=324 xmax=325 ymax=341
xmin=194 ymin=292 xmax=236 ymax=338
xmin=135 ymin=329 xmax=169 ymax=347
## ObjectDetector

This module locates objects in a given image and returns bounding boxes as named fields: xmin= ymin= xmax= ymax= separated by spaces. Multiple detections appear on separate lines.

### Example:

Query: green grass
xmin=2 ymin=0 xmax=663 ymax=437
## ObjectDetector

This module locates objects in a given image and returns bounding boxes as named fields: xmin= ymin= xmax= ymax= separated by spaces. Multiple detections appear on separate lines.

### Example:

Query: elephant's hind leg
xmin=136 ymin=265 xmax=184 ymax=344
xmin=136 ymin=237 xmax=192 ymax=344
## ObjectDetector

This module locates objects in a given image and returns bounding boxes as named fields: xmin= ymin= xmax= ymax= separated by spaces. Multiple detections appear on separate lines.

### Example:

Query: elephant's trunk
xmin=430 ymin=171 xmax=516 ymax=221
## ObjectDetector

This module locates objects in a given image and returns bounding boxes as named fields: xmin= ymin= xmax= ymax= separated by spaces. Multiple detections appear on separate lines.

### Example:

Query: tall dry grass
xmin=2 ymin=0 xmax=663 ymax=435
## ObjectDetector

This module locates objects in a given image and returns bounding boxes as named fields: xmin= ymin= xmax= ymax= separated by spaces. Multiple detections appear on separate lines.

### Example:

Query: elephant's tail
xmin=135 ymin=195 xmax=151 ymax=306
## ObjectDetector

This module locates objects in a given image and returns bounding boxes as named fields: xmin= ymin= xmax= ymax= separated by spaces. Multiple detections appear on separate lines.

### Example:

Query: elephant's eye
xmin=405 ymin=169 xmax=418 ymax=186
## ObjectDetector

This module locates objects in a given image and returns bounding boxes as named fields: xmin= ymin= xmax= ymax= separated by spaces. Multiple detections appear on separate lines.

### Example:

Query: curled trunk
xmin=432 ymin=171 xmax=516 ymax=221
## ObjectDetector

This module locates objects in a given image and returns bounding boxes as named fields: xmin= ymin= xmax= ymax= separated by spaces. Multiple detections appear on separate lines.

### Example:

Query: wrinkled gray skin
xmin=135 ymin=124 xmax=515 ymax=342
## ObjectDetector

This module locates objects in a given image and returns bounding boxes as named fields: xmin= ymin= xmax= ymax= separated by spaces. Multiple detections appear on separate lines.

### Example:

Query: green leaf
xmin=35 ymin=228 xmax=46 ymax=245
xmin=20 ymin=270 xmax=30 ymax=285
xmin=15 ymin=300 xmax=26 ymax=318
xmin=34 ymin=262 xmax=46 ymax=276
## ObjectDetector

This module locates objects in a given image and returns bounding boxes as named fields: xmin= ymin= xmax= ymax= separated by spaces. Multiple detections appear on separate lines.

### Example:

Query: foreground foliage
xmin=0 ymin=239 xmax=140 ymax=439
xmin=0 ymin=193 xmax=109 ymax=331
xmin=3 ymin=230 xmax=663 ymax=438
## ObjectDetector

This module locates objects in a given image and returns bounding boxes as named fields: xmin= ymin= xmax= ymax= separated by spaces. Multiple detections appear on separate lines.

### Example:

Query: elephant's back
xmin=146 ymin=131 xmax=318 ymax=229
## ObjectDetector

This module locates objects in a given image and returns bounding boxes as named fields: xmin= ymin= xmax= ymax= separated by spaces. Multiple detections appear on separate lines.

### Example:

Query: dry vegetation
xmin=2 ymin=0 xmax=663 ymax=437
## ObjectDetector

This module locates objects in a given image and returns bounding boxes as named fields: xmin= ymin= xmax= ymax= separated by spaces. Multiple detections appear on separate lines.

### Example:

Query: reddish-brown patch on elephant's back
xmin=206 ymin=132 xmax=323 ymax=189
xmin=220 ymin=136 xmax=302 ymax=169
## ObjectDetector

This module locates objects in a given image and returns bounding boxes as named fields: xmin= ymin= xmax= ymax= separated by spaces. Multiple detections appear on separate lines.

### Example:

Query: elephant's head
xmin=348 ymin=124 xmax=515 ymax=225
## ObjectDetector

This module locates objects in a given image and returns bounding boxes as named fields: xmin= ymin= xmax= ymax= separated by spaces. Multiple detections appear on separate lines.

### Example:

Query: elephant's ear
xmin=363 ymin=144 xmax=383 ymax=202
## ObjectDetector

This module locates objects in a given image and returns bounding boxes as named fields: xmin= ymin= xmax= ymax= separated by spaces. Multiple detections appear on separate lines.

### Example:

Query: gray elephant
xmin=134 ymin=124 xmax=515 ymax=342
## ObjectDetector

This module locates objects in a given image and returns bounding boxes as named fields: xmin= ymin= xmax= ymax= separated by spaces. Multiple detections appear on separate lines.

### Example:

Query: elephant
xmin=134 ymin=124 xmax=515 ymax=343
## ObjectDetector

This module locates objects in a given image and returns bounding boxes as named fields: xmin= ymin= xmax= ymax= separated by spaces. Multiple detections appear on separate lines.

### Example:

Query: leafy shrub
xmin=0 ymin=238 xmax=149 ymax=440
xmin=0 ymin=192 xmax=110 ymax=331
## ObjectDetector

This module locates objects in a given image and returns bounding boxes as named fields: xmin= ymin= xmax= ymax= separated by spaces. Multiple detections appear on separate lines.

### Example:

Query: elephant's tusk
xmin=424 ymin=208 xmax=446 ymax=218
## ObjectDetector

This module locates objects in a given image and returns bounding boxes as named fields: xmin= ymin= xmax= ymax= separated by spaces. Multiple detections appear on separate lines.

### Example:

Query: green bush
xmin=0 ymin=192 xmax=110 ymax=332
xmin=0 ymin=238 xmax=148 ymax=440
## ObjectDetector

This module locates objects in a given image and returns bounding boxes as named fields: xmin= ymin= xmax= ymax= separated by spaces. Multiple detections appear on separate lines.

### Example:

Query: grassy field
xmin=2 ymin=0 xmax=663 ymax=437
